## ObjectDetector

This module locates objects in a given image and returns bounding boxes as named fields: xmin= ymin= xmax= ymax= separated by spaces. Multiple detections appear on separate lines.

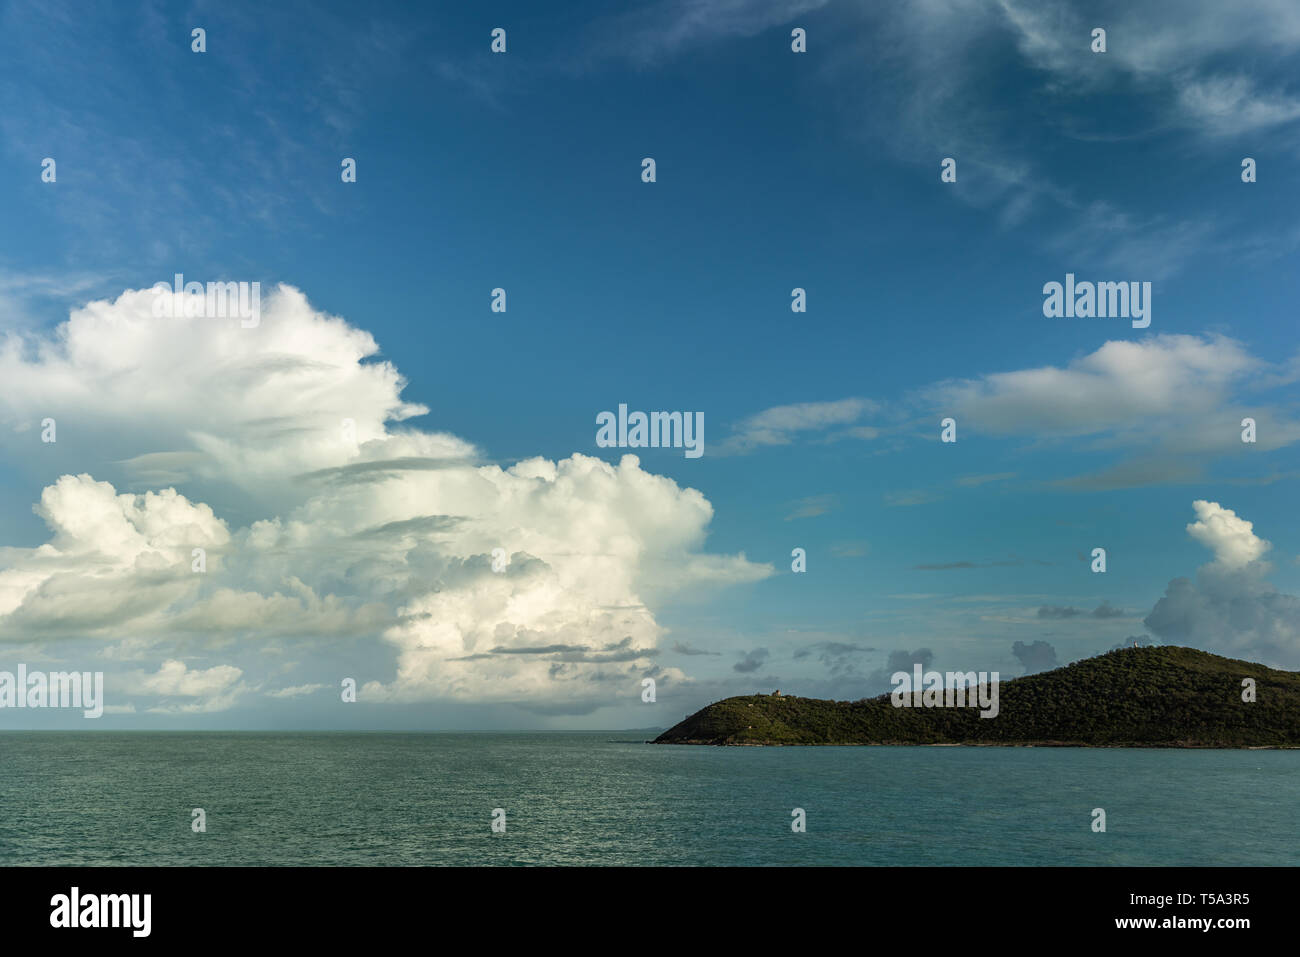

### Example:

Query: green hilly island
xmin=652 ymin=646 xmax=1300 ymax=747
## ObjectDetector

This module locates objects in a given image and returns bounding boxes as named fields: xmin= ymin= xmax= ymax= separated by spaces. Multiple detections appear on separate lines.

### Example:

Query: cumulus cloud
xmin=129 ymin=659 xmax=242 ymax=696
xmin=792 ymin=641 xmax=876 ymax=676
xmin=1011 ymin=640 xmax=1059 ymax=674
xmin=0 ymin=286 xmax=466 ymax=507
xmin=0 ymin=474 xmax=230 ymax=636
xmin=0 ymin=285 xmax=772 ymax=713
xmin=734 ymin=647 xmax=770 ymax=673
xmin=862 ymin=647 xmax=935 ymax=695
xmin=1184 ymin=499 xmax=1271 ymax=568
xmin=1144 ymin=501 xmax=1300 ymax=667
xmin=122 ymin=659 xmax=246 ymax=713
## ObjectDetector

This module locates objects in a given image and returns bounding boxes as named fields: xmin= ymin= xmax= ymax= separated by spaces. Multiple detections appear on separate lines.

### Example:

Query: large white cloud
xmin=924 ymin=335 xmax=1300 ymax=490
xmin=930 ymin=335 xmax=1261 ymax=437
xmin=0 ymin=285 xmax=472 ymax=504
xmin=0 ymin=285 xmax=772 ymax=712
xmin=0 ymin=474 xmax=228 ymax=632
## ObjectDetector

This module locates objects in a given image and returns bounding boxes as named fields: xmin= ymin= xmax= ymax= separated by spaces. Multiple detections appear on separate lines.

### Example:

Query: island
xmin=652 ymin=646 xmax=1300 ymax=747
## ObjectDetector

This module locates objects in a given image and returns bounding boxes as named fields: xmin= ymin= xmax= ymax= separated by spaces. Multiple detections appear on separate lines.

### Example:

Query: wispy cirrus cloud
xmin=717 ymin=398 xmax=878 ymax=454
xmin=816 ymin=0 xmax=1300 ymax=271
xmin=1037 ymin=602 xmax=1125 ymax=620
xmin=266 ymin=683 xmax=327 ymax=699
xmin=582 ymin=0 xmax=830 ymax=67
xmin=783 ymin=493 xmax=838 ymax=520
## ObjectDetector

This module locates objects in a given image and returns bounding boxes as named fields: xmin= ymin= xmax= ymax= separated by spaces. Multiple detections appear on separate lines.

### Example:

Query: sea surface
xmin=0 ymin=732 xmax=1295 ymax=866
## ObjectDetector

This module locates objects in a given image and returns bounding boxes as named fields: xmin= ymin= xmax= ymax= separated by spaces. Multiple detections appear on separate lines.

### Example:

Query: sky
xmin=0 ymin=0 xmax=1297 ymax=729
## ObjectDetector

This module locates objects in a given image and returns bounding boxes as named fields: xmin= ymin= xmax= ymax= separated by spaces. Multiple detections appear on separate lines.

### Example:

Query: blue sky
xmin=0 ymin=0 xmax=1298 ymax=729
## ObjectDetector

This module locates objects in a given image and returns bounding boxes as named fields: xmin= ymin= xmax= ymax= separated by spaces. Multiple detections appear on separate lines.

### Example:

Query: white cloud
xmin=128 ymin=659 xmax=243 ymax=697
xmin=803 ymin=0 xmax=1300 ymax=273
xmin=928 ymin=335 xmax=1300 ymax=465
xmin=923 ymin=334 xmax=1300 ymax=490
xmin=717 ymin=398 xmax=877 ymax=454
xmin=1185 ymin=500 xmax=1271 ymax=569
xmin=931 ymin=335 xmax=1260 ymax=437
xmin=1177 ymin=74 xmax=1300 ymax=136
xmin=1145 ymin=501 xmax=1300 ymax=668
xmin=1047 ymin=203 xmax=1216 ymax=282
xmin=0 ymin=286 xmax=771 ymax=712
xmin=720 ymin=336 xmax=1297 ymax=490
xmin=120 ymin=659 xmax=247 ymax=713
xmin=0 ymin=284 xmax=469 ymax=505
xmin=0 ymin=474 xmax=229 ymax=633
xmin=997 ymin=0 xmax=1300 ymax=137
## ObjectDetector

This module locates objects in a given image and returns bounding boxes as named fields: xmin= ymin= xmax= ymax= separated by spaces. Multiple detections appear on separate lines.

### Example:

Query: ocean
xmin=1 ymin=732 xmax=1295 ymax=866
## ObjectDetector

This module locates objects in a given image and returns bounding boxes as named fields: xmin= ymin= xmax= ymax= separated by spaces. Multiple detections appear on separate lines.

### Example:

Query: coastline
xmin=651 ymin=740 xmax=1300 ymax=749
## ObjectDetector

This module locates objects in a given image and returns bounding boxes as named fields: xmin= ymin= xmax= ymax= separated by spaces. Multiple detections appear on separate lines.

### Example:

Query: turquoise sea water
xmin=0 ymin=732 xmax=1295 ymax=866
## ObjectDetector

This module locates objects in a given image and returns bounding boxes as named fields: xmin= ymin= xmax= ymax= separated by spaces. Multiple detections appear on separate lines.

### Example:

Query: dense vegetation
xmin=652 ymin=647 xmax=1300 ymax=747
